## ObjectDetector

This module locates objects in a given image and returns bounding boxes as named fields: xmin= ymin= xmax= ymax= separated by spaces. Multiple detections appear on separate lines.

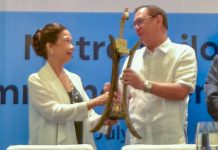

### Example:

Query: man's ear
xmin=156 ymin=15 xmax=163 ymax=27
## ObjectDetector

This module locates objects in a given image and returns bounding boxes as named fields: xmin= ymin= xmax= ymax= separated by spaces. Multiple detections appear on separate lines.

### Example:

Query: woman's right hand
xmin=87 ymin=92 xmax=109 ymax=110
xmin=103 ymin=82 xmax=111 ymax=92
xmin=93 ymin=91 xmax=110 ymax=106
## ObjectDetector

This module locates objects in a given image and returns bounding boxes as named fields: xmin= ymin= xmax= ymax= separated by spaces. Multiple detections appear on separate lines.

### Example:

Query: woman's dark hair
xmin=32 ymin=23 xmax=67 ymax=59
xmin=134 ymin=5 xmax=168 ymax=29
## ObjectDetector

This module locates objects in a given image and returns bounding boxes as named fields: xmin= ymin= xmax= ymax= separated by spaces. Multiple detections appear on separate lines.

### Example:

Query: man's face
xmin=133 ymin=8 xmax=157 ymax=45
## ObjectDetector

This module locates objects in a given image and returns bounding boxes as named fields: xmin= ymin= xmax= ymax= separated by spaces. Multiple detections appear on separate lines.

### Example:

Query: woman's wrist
xmin=87 ymin=99 xmax=98 ymax=110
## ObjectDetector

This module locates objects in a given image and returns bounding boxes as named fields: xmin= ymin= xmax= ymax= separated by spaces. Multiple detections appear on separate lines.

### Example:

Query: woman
xmin=28 ymin=23 xmax=111 ymax=149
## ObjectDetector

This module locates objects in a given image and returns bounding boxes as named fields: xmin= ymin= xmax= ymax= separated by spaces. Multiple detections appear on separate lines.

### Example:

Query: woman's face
xmin=49 ymin=29 xmax=74 ymax=64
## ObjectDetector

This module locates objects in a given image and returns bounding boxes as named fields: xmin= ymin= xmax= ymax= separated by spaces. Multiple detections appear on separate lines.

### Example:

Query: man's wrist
xmin=143 ymin=80 xmax=153 ymax=93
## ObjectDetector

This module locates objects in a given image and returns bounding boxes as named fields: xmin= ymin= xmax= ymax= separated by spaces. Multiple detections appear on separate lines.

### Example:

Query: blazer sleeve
xmin=205 ymin=55 xmax=218 ymax=121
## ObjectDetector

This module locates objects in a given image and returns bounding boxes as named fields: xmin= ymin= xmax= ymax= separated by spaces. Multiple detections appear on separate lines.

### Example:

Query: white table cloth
xmin=7 ymin=144 xmax=94 ymax=150
xmin=122 ymin=144 xmax=196 ymax=150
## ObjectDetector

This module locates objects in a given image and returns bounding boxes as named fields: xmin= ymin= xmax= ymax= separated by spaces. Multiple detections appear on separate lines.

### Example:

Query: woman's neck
xmin=48 ymin=60 xmax=64 ymax=76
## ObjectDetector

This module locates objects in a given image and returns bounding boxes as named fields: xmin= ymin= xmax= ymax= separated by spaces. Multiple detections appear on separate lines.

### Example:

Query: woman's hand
xmin=94 ymin=91 xmax=110 ymax=106
xmin=103 ymin=118 xmax=118 ymax=126
xmin=103 ymin=82 xmax=110 ymax=92
xmin=87 ymin=92 xmax=109 ymax=110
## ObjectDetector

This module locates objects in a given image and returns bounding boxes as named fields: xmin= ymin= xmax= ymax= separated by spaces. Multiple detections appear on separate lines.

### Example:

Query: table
xmin=7 ymin=144 xmax=94 ymax=150
xmin=122 ymin=144 xmax=196 ymax=150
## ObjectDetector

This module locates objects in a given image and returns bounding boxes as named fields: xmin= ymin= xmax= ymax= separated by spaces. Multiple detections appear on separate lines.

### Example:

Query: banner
xmin=1 ymin=0 xmax=218 ymax=150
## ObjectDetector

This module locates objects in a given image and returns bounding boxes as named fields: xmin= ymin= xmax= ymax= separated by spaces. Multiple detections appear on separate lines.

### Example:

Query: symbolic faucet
xmin=90 ymin=8 xmax=142 ymax=139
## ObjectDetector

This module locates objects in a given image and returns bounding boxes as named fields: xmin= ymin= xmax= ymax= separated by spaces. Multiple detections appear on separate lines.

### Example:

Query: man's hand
xmin=120 ymin=68 xmax=144 ymax=90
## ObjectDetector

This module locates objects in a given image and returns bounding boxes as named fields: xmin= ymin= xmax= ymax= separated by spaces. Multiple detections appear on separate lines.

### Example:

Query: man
xmin=204 ymin=55 xmax=218 ymax=121
xmin=120 ymin=5 xmax=197 ymax=144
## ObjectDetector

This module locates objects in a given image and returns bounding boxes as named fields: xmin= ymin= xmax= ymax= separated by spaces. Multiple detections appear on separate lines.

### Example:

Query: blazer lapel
xmin=39 ymin=62 xmax=70 ymax=104
xmin=38 ymin=62 xmax=69 ymax=144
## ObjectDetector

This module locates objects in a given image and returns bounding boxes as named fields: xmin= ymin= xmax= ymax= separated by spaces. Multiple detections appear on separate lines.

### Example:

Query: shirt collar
xmin=157 ymin=38 xmax=172 ymax=53
xmin=144 ymin=38 xmax=172 ymax=54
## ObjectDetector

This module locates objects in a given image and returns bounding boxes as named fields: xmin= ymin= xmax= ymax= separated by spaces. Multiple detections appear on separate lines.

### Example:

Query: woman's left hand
xmin=103 ymin=118 xmax=118 ymax=126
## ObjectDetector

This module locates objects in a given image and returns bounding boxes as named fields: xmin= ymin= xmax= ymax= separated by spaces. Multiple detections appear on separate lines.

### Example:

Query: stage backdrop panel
xmin=1 ymin=1 xmax=218 ymax=150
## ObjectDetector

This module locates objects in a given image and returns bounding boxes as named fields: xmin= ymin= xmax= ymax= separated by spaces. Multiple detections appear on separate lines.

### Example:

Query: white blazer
xmin=28 ymin=62 xmax=106 ymax=149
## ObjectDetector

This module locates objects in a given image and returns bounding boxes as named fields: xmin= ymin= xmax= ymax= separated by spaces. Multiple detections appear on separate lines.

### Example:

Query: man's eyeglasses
xmin=133 ymin=16 xmax=153 ymax=28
